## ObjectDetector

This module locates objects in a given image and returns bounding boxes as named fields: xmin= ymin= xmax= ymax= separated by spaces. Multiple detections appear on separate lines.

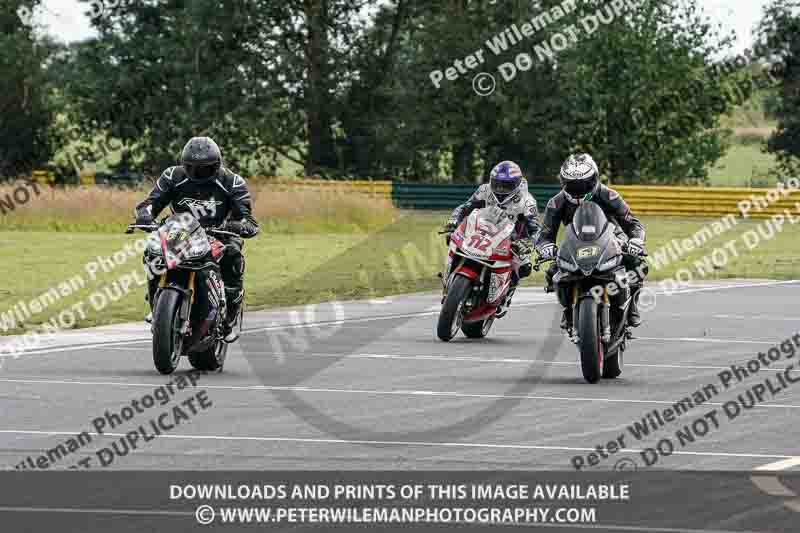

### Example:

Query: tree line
xmin=1 ymin=0 xmax=799 ymax=184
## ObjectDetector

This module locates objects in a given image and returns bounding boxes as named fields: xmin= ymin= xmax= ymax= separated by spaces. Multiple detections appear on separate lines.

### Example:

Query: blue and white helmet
xmin=489 ymin=161 xmax=523 ymax=203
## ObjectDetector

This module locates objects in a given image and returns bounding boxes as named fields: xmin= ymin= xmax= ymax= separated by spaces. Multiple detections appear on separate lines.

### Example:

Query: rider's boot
xmin=222 ymin=288 xmax=243 ymax=343
xmin=560 ymin=307 xmax=572 ymax=330
xmin=496 ymin=287 xmax=515 ymax=319
xmin=628 ymin=287 xmax=642 ymax=328
xmin=560 ymin=307 xmax=578 ymax=342
xmin=496 ymin=272 xmax=521 ymax=319
xmin=144 ymin=286 xmax=156 ymax=325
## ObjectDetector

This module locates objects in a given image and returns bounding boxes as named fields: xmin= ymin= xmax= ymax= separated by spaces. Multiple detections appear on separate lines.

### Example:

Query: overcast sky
xmin=37 ymin=0 xmax=769 ymax=55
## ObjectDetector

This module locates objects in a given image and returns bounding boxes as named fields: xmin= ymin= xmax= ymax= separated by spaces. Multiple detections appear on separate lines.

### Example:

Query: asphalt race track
xmin=1 ymin=279 xmax=799 ymax=472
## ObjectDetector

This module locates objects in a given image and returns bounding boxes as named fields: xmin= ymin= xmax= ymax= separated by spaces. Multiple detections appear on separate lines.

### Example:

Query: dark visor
xmin=187 ymin=164 xmax=217 ymax=180
xmin=492 ymin=178 xmax=519 ymax=195
xmin=564 ymin=179 xmax=594 ymax=197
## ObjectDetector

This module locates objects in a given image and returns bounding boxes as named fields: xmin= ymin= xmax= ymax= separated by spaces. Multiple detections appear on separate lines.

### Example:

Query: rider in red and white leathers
xmin=443 ymin=161 xmax=541 ymax=315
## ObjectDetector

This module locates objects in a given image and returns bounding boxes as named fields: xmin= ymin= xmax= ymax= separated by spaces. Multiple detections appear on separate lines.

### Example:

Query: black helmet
xmin=559 ymin=153 xmax=600 ymax=201
xmin=181 ymin=137 xmax=222 ymax=183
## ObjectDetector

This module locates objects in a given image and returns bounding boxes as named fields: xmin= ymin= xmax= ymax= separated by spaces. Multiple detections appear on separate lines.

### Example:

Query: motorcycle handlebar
xmin=125 ymin=224 xmax=241 ymax=239
xmin=532 ymin=256 xmax=555 ymax=272
xmin=125 ymin=224 xmax=159 ymax=234
xmin=208 ymin=228 xmax=241 ymax=238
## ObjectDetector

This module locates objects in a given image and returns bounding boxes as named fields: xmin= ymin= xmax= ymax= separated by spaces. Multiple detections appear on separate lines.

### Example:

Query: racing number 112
xmin=469 ymin=234 xmax=491 ymax=251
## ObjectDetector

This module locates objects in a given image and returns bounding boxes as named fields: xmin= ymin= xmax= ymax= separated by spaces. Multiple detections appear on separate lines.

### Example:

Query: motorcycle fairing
xmin=487 ymin=269 xmax=512 ymax=305
xmin=459 ymin=206 xmax=515 ymax=261
xmin=558 ymin=202 xmax=622 ymax=277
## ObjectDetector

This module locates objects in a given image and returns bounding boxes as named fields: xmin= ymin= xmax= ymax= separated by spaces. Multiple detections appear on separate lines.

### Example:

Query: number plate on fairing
xmin=461 ymin=209 xmax=514 ymax=259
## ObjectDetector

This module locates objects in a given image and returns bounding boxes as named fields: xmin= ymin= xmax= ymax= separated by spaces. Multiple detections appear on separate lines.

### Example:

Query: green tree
xmin=338 ymin=0 xmax=570 ymax=182
xmin=336 ymin=0 xmax=741 ymax=184
xmin=0 ymin=0 xmax=55 ymax=177
xmin=554 ymin=0 xmax=737 ymax=184
xmin=61 ymin=0 xmax=295 ymax=175
xmin=758 ymin=0 xmax=800 ymax=177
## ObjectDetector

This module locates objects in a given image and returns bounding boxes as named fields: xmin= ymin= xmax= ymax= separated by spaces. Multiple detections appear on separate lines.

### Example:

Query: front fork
xmin=441 ymin=254 xmax=484 ymax=303
xmin=600 ymin=289 xmax=611 ymax=343
xmin=571 ymin=285 xmax=611 ymax=343
xmin=156 ymin=271 xmax=196 ymax=336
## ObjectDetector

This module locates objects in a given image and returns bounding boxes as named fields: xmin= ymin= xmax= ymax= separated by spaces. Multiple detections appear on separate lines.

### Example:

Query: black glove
xmin=626 ymin=238 xmax=646 ymax=256
xmin=537 ymin=243 xmax=557 ymax=260
xmin=223 ymin=221 xmax=244 ymax=235
xmin=443 ymin=219 xmax=459 ymax=233
xmin=135 ymin=212 xmax=153 ymax=226
xmin=512 ymin=240 xmax=532 ymax=257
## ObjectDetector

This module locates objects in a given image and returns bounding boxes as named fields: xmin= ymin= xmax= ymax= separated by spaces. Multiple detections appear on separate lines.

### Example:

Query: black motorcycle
xmin=536 ymin=201 xmax=645 ymax=384
xmin=127 ymin=214 xmax=241 ymax=374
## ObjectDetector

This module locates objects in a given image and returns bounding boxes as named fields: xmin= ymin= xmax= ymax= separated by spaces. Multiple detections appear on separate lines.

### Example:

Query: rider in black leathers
xmin=536 ymin=153 xmax=647 ymax=330
xmin=134 ymin=137 xmax=259 ymax=342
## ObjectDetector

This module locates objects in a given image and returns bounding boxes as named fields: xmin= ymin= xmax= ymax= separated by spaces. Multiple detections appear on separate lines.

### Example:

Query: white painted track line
xmin=0 ymin=378 xmax=798 ymax=409
xmin=754 ymin=457 xmax=800 ymax=471
xmin=637 ymin=336 xmax=782 ymax=345
xmin=0 ymin=429 xmax=794 ymax=462
xmin=284 ymin=351 xmax=787 ymax=371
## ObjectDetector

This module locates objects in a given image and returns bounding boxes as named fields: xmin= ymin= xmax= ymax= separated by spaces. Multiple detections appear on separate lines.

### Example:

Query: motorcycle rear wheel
xmin=577 ymin=297 xmax=603 ymax=384
xmin=437 ymin=274 xmax=472 ymax=341
xmin=152 ymin=290 xmax=183 ymax=375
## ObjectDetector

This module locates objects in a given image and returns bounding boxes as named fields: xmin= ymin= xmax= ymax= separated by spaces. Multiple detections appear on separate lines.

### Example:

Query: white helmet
xmin=559 ymin=153 xmax=600 ymax=201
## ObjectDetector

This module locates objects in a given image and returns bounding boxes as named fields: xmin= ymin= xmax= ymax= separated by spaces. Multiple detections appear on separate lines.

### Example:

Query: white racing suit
xmin=446 ymin=179 xmax=541 ymax=294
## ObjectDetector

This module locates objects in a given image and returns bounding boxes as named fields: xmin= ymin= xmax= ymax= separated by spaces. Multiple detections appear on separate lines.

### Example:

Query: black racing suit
xmin=535 ymin=185 xmax=647 ymax=324
xmin=135 ymin=166 xmax=260 ymax=324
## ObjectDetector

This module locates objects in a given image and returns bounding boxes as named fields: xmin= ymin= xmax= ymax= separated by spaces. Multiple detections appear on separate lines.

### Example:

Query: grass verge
xmin=0 ymin=184 xmax=396 ymax=233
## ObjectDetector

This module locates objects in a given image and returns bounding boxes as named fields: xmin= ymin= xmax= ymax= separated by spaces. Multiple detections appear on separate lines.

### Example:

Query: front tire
xmin=577 ymin=297 xmax=603 ymax=384
xmin=462 ymin=316 xmax=494 ymax=339
xmin=152 ymin=290 xmax=183 ymax=375
xmin=437 ymin=274 xmax=472 ymax=341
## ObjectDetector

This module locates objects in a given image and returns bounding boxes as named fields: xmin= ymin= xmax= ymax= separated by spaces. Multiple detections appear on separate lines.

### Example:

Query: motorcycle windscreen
xmin=461 ymin=206 xmax=514 ymax=259
xmin=560 ymin=202 xmax=618 ymax=275
xmin=571 ymin=201 xmax=609 ymax=242
xmin=159 ymin=214 xmax=211 ymax=268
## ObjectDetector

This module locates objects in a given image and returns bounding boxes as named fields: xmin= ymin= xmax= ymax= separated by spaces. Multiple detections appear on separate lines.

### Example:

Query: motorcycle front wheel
xmin=577 ymin=297 xmax=603 ymax=384
xmin=152 ymin=290 xmax=183 ymax=375
xmin=437 ymin=274 xmax=472 ymax=341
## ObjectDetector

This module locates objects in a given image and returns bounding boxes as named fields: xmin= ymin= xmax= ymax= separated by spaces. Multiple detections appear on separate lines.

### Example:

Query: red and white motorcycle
xmin=437 ymin=205 xmax=527 ymax=341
